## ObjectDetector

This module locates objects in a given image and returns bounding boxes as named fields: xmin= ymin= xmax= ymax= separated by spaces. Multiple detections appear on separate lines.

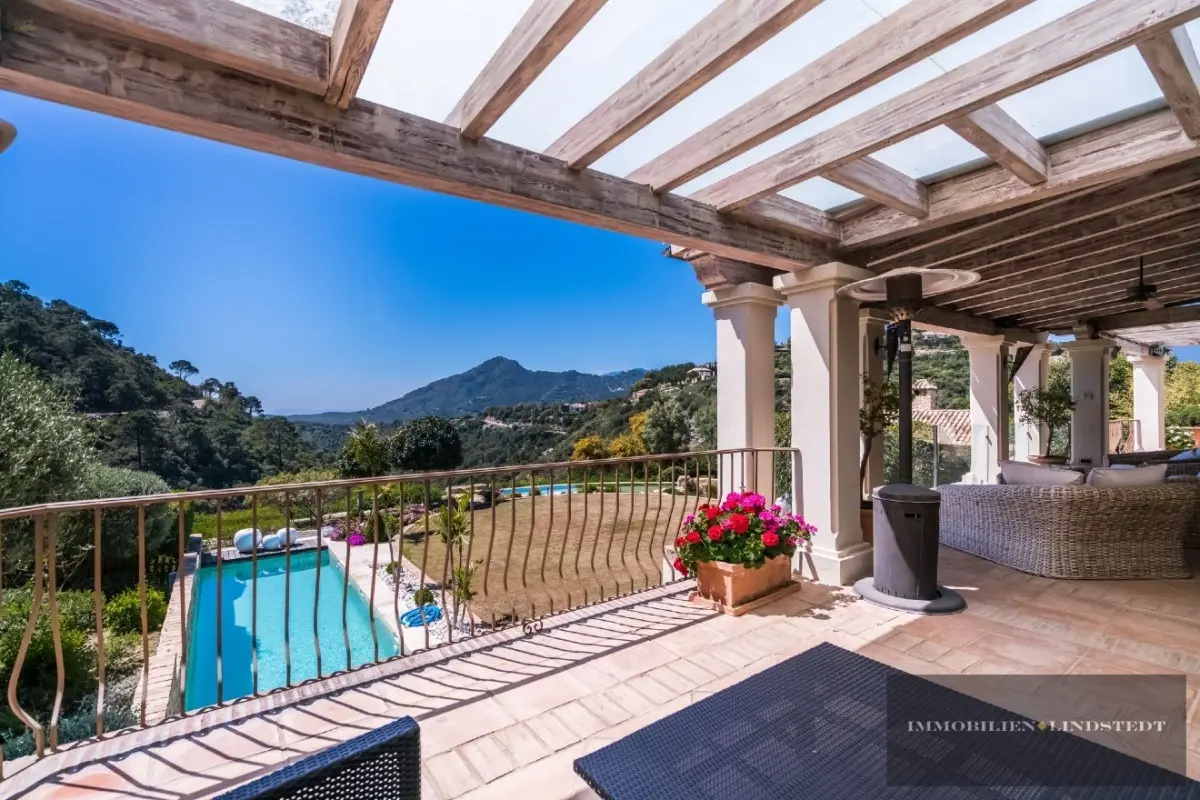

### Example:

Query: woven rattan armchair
xmin=213 ymin=717 xmax=421 ymax=800
xmin=939 ymin=484 xmax=1195 ymax=579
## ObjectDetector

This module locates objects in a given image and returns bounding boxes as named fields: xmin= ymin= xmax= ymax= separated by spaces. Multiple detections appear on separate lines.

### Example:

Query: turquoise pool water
xmin=184 ymin=549 xmax=398 ymax=710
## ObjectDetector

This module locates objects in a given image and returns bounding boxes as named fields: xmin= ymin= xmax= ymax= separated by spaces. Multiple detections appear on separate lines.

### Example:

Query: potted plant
xmin=1016 ymin=384 xmax=1076 ymax=465
xmin=673 ymin=491 xmax=816 ymax=614
xmin=859 ymin=375 xmax=899 ymax=543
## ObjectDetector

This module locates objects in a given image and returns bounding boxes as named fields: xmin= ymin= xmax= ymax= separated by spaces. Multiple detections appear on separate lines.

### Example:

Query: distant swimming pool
xmin=184 ymin=549 xmax=398 ymax=710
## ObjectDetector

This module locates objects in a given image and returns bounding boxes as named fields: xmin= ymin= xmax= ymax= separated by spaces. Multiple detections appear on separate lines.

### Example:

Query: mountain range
xmin=288 ymin=357 xmax=646 ymax=425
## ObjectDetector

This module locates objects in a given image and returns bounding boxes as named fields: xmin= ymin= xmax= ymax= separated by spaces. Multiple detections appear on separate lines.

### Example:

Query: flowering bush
xmin=347 ymin=532 xmax=366 ymax=547
xmin=672 ymin=491 xmax=816 ymax=576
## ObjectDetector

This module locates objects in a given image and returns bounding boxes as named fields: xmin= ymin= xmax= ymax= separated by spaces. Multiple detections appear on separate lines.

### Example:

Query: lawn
xmin=400 ymin=490 xmax=700 ymax=628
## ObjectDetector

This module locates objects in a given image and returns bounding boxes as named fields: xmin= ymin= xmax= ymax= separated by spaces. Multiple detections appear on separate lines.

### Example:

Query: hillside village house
xmin=3 ymin=0 xmax=1200 ymax=797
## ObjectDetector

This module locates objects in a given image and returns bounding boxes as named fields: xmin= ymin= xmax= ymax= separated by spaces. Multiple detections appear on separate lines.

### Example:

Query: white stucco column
xmin=860 ymin=308 xmax=890 ymax=498
xmin=703 ymin=283 xmax=783 ymax=497
xmin=775 ymin=263 xmax=874 ymax=586
xmin=1129 ymin=352 xmax=1167 ymax=452
xmin=961 ymin=335 xmax=1007 ymax=483
xmin=1013 ymin=342 xmax=1051 ymax=462
xmin=1061 ymin=339 xmax=1113 ymax=468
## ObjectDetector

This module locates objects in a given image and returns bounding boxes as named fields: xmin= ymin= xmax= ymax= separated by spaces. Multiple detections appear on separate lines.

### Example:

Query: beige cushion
xmin=1087 ymin=464 xmax=1168 ymax=486
xmin=998 ymin=460 xmax=1084 ymax=486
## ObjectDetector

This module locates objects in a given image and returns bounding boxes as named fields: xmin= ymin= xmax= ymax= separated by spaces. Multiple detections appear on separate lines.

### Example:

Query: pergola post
xmin=859 ymin=308 xmax=890 ymax=497
xmin=1129 ymin=352 xmax=1168 ymax=452
xmin=1013 ymin=342 xmax=1051 ymax=462
xmin=1062 ymin=339 xmax=1114 ymax=468
xmin=776 ymin=264 xmax=874 ymax=586
xmin=702 ymin=283 xmax=783 ymax=497
xmin=961 ymin=334 xmax=1008 ymax=483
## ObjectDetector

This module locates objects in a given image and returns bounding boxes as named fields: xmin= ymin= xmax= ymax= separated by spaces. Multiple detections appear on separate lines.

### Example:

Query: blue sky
xmin=0 ymin=92 xmax=753 ymax=414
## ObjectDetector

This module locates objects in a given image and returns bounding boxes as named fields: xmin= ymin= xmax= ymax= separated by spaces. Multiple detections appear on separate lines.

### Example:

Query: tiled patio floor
xmin=8 ymin=547 xmax=1200 ymax=799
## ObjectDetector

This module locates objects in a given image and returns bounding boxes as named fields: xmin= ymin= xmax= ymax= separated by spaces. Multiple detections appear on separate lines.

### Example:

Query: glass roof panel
xmin=995 ymin=49 xmax=1164 ymax=139
xmin=673 ymin=56 xmax=944 ymax=196
xmin=592 ymin=0 xmax=913 ymax=178
xmin=229 ymin=0 xmax=337 ymax=34
xmin=871 ymin=127 xmax=985 ymax=180
xmin=779 ymin=178 xmax=864 ymax=211
xmin=358 ymin=0 xmax=536 ymax=123
xmin=488 ymin=0 xmax=724 ymax=152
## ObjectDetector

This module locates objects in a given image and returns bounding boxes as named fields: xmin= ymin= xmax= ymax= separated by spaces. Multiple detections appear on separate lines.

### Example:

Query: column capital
xmin=1126 ymin=352 xmax=1168 ymax=365
xmin=701 ymin=282 xmax=784 ymax=310
xmin=773 ymin=263 xmax=873 ymax=297
xmin=1060 ymin=338 xmax=1115 ymax=354
xmin=958 ymin=333 xmax=1006 ymax=351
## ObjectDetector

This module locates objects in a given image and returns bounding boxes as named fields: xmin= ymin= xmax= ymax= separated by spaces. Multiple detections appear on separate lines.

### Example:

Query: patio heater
xmin=837 ymin=267 xmax=979 ymax=615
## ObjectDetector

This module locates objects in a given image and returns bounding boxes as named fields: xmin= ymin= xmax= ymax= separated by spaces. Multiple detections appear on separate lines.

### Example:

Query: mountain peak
xmin=289 ymin=358 xmax=646 ymax=425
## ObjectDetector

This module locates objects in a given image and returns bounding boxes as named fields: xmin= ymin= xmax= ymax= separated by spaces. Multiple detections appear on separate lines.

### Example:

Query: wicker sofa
xmin=939 ymin=483 xmax=1196 ymax=580
xmin=1107 ymin=449 xmax=1200 ymax=477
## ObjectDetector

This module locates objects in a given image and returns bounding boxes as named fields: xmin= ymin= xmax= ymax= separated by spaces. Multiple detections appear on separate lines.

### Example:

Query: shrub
xmin=104 ymin=631 xmax=145 ymax=679
xmin=413 ymin=587 xmax=435 ymax=606
xmin=389 ymin=416 xmax=463 ymax=472
xmin=103 ymin=587 xmax=167 ymax=635
xmin=191 ymin=507 xmax=288 ymax=537
xmin=347 ymin=533 xmax=366 ymax=547
xmin=0 ymin=612 xmax=96 ymax=736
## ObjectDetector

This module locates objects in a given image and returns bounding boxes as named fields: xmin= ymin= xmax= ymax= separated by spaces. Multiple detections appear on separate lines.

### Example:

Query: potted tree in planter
xmin=1016 ymin=383 xmax=1076 ymax=466
xmin=673 ymin=492 xmax=816 ymax=615
xmin=859 ymin=375 xmax=899 ymax=543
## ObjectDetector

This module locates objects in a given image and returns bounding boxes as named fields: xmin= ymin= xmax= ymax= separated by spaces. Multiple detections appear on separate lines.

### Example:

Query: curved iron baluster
xmin=46 ymin=515 xmax=65 ymax=750
xmin=251 ymin=495 xmax=259 ymax=696
xmin=96 ymin=509 xmax=108 ymax=735
xmin=521 ymin=470 xmax=536 ymax=621
xmin=390 ymin=485 xmax=403 ymax=659
xmin=436 ymin=478 xmax=452 ymax=646
xmin=8 ymin=516 xmax=46 ymax=757
xmin=521 ymin=618 xmax=544 ymax=636
xmin=137 ymin=506 xmax=149 ymax=727
xmin=418 ymin=481 xmax=433 ymax=650
xmin=368 ymin=486 xmax=381 ymax=661
xmin=341 ymin=487 xmax=352 ymax=672
xmin=314 ymin=489 xmax=325 ymax=674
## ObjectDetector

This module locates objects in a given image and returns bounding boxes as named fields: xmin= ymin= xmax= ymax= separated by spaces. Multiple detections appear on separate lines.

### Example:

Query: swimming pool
xmin=184 ymin=549 xmax=399 ymax=710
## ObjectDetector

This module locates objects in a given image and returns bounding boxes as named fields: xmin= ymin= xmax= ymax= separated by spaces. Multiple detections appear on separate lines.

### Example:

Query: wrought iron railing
xmin=0 ymin=447 xmax=797 ymax=776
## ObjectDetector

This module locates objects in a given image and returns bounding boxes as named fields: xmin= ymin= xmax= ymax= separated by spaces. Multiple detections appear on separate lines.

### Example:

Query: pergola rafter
xmin=545 ymin=0 xmax=824 ymax=169
xmin=690 ymin=0 xmax=1200 ymax=213
xmin=325 ymin=0 xmax=393 ymax=108
xmin=445 ymin=0 xmax=608 ymax=140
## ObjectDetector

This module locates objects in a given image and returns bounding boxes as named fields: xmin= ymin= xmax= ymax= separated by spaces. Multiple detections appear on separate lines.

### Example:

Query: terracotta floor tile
xmin=457 ymin=735 xmax=517 ymax=784
xmin=908 ymin=640 xmax=952 ymax=662
xmin=421 ymin=697 xmax=518 ymax=755
xmin=589 ymin=640 xmax=677 ymax=681
xmin=425 ymin=750 xmax=483 ymax=798
xmin=879 ymin=632 xmax=922 ymax=653
xmin=492 ymin=669 xmax=591 ymax=721
xmin=488 ymin=722 xmax=553 ymax=767
xmin=960 ymin=632 xmax=1085 ymax=673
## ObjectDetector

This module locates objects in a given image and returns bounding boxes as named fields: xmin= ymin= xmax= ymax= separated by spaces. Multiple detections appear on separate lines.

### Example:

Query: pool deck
xmin=137 ymin=552 xmax=198 ymax=725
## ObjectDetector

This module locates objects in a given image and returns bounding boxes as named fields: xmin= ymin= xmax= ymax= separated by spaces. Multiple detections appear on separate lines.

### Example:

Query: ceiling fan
xmin=1126 ymin=257 xmax=1164 ymax=310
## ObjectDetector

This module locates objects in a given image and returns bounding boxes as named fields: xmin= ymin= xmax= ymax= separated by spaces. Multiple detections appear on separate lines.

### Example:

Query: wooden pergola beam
xmin=689 ymin=254 xmax=782 ymax=290
xmin=1020 ymin=274 xmax=1200 ymax=327
xmin=941 ymin=226 xmax=1200 ymax=309
xmin=325 ymin=0 xmax=393 ymax=108
xmin=692 ymin=0 xmax=1200 ymax=212
xmin=545 ymin=0 xmax=822 ymax=169
xmin=861 ymin=161 xmax=1200 ymax=269
xmin=0 ymin=7 xmax=833 ymax=272
xmin=738 ymin=195 xmax=842 ymax=242
xmin=445 ymin=0 xmax=608 ymax=140
xmin=626 ymin=0 xmax=1035 ymax=193
xmin=946 ymin=105 xmax=1047 ymax=184
xmin=825 ymin=158 xmax=928 ymax=217
xmin=1092 ymin=303 xmax=1200 ymax=331
xmin=968 ymin=258 xmax=1200 ymax=317
xmin=1138 ymin=27 xmax=1200 ymax=138
xmin=21 ymin=0 xmax=329 ymax=94
xmin=841 ymin=110 xmax=1200 ymax=249
xmin=892 ymin=180 xmax=1200 ymax=276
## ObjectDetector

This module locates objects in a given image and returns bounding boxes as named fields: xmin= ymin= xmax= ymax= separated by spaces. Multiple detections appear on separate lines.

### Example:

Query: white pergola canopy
xmin=4 ymin=0 xmax=1200 ymax=343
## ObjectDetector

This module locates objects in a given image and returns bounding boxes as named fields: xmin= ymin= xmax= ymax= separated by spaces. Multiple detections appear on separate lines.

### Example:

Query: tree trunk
xmin=859 ymin=435 xmax=872 ymax=496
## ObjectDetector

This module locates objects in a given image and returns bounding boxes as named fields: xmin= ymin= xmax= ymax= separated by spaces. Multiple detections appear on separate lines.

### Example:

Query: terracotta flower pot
xmin=694 ymin=555 xmax=793 ymax=609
